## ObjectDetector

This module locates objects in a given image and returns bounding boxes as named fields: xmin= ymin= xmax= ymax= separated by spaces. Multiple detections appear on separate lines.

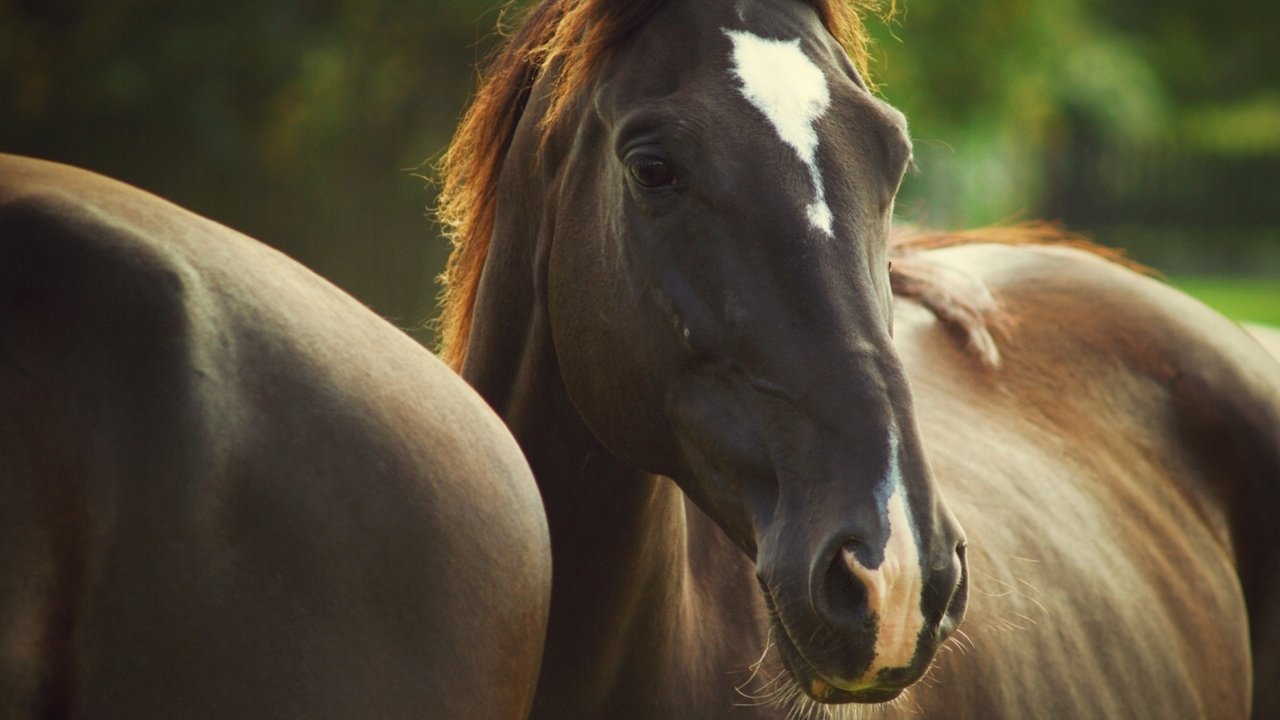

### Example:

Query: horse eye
xmin=629 ymin=157 xmax=676 ymax=189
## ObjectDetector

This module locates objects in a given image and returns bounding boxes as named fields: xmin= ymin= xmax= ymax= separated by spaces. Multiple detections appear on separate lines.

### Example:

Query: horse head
xmin=456 ymin=0 xmax=968 ymax=705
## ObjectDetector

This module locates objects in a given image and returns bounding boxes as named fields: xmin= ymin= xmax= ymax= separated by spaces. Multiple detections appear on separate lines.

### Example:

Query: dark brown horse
xmin=0 ymin=154 xmax=551 ymax=719
xmin=436 ymin=1 xmax=1280 ymax=718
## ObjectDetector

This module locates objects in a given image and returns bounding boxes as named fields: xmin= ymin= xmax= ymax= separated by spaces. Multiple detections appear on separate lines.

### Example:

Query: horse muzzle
xmin=759 ymin=518 xmax=968 ymax=705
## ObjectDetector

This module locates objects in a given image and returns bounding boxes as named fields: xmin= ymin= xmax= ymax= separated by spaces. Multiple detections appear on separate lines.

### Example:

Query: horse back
xmin=893 ymin=243 xmax=1279 ymax=718
xmin=1245 ymin=322 xmax=1280 ymax=362
xmin=0 ymin=154 xmax=550 ymax=719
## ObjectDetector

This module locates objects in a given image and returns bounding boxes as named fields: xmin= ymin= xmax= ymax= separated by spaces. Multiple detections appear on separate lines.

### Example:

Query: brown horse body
xmin=888 ymin=242 xmax=1278 ymax=718
xmin=0 ymin=154 xmax=551 ymax=719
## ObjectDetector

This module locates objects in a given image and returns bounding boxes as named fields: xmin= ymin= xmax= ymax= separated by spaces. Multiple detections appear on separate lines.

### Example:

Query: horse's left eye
xmin=629 ymin=157 xmax=676 ymax=189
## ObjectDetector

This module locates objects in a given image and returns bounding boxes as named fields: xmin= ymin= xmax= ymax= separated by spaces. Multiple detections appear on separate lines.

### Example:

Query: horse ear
xmin=802 ymin=0 xmax=889 ymax=88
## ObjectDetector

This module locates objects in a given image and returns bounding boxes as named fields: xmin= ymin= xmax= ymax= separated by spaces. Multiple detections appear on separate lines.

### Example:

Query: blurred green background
xmin=2 ymin=0 xmax=1277 ymax=341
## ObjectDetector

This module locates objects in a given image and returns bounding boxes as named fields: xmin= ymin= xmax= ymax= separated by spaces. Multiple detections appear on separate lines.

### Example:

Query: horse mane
xmin=887 ymin=221 xmax=1153 ymax=368
xmin=434 ymin=0 xmax=888 ymax=370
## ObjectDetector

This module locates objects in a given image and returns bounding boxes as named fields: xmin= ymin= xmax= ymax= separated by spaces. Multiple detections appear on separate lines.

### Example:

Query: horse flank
xmin=434 ymin=0 xmax=887 ymax=370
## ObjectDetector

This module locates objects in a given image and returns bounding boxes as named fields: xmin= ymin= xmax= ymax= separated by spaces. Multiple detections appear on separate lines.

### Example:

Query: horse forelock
xmin=434 ymin=0 xmax=890 ymax=370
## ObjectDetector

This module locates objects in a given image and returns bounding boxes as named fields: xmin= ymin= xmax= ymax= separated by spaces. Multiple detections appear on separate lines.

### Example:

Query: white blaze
xmin=725 ymin=29 xmax=834 ymax=236
xmin=842 ymin=428 xmax=927 ymax=682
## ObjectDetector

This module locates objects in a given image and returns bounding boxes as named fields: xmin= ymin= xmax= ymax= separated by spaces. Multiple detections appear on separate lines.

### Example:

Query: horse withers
xmin=0 ymin=154 xmax=550 ymax=719
xmin=436 ymin=0 xmax=1280 ymax=718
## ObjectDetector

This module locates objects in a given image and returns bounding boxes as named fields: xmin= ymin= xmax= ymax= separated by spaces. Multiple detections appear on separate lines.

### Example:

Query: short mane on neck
xmin=888 ymin=222 xmax=1152 ymax=368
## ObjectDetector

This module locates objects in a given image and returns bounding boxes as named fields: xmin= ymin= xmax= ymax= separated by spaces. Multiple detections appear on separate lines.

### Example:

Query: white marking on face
xmin=842 ymin=428 xmax=926 ymax=681
xmin=724 ymin=29 xmax=834 ymax=236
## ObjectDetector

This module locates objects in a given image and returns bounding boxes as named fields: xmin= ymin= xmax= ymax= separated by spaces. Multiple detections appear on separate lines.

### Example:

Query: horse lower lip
xmin=770 ymin=618 xmax=905 ymax=704
xmin=806 ymin=673 xmax=907 ymax=704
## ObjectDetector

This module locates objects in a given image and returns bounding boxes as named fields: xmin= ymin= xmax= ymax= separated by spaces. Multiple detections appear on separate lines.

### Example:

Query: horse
xmin=1246 ymin=323 xmax=1280 ymax=362
xmin=0 ymin=154 xmax=551 ymax=719
xmin=435 ymin=1 xmax=1280 ymax=718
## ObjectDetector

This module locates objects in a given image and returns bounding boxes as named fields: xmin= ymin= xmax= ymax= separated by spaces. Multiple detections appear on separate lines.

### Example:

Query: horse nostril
xmin=841 ymin=537 xmax=882 ymax=570
xmin=822 ymin=541 xmax=874 ymax=630
xmin=945 ymin=541 xmax=970 ymax=622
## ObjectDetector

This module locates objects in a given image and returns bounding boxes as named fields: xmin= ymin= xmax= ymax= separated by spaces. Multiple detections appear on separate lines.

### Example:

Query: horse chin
xmin=768 ymin=616 xmax=910 ymax=706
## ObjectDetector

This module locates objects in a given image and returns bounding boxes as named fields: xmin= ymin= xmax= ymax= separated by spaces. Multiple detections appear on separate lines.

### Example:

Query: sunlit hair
xmin=888 ymin=221 xmax=1151 ymax=369
xmin=434 ymin=0 xmax=889 ymax=369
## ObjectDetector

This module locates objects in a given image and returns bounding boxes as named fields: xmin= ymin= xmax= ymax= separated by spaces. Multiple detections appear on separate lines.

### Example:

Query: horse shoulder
xmin=891 ymin=242 xmax=1274 ymax=718
xmin=0 ymin=154 xmax=550 ymax=719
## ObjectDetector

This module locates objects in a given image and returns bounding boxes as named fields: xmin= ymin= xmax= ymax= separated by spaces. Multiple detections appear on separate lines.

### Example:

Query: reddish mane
xmin=888 ymin=222 xmax=1152 ymax=368
xmin=434 ymin=0 xmax=888 ymax=370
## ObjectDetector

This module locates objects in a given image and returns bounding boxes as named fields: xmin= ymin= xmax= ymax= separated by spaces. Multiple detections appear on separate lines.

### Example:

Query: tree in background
xmin=870 ymin=0 xmax=1166 ymax=224
xmin=870 ymin=0 xmax=1279 ymax=276
xmin=0 ymin=0 xmax=501 ymax=339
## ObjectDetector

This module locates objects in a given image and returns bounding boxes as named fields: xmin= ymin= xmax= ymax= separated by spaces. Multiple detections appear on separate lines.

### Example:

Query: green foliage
xmin=862 ymin=0 xmax=1277 ymax=286
xmin=868 ymin=0 xmax=1171 ymax=226
xmin=1172 ymin=278 xmax=1280 ymax=326
xmin=1180 ymin=94 xmax=1280 ymax=155
xmin=0 ymin=0 xmax=504 ymax=337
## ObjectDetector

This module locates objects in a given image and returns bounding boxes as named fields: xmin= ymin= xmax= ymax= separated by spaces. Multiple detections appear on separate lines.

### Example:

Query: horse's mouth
xmin=763 ymin=555 xmax=969 ymax=706
xmin=768 ymin=614 xmax=910 ymax=705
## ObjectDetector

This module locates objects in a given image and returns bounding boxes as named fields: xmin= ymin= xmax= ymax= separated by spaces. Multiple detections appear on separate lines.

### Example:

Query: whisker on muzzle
xmin=734 ymin=635 xmax=924 ymax=720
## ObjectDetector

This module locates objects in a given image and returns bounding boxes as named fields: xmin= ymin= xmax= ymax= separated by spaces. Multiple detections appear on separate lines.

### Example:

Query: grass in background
xmin=1170 ymin=277 xmax=1280 ymax=326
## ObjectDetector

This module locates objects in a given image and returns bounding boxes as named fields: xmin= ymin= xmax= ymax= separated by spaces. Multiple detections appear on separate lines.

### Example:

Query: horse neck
xmin=461 ymin=276 xmax=765 ymax=716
